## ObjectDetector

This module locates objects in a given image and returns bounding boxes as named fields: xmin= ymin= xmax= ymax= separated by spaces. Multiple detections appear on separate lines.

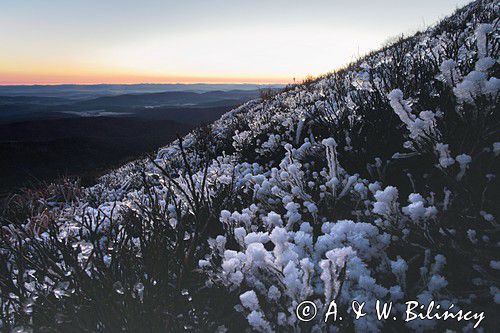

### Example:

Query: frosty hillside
xmin=1 ymin=0 xmax=499 ymax=331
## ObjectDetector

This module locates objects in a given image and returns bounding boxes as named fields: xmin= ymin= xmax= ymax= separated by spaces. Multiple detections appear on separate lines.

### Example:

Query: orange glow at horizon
xmin=0 ymin=77 xmax=292 ymax=85
xmin=0 ymin=71 xmax=292 ymax=85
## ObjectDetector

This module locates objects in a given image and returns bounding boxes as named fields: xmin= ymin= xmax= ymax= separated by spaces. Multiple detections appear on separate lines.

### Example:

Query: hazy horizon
xmin=2 ymin=0 xmax=471 ymax=85
xmin=0 ymin=82 xmax=286 ymax=87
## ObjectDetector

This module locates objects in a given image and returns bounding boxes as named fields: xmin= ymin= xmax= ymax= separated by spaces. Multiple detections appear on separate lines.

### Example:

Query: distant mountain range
xmin=0 ymin=83 xmax=283 ymax=99
xmin=0 ymin=88 xmax=272 ymax=124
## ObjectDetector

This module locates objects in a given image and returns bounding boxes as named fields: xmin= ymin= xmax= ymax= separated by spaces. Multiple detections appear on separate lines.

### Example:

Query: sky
xmin=0 ymin=0 xmax=471 ymax=85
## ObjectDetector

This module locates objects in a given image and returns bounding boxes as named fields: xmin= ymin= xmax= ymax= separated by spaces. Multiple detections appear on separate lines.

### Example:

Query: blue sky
xmin=0 ymin=0 xmax=472 ymax=84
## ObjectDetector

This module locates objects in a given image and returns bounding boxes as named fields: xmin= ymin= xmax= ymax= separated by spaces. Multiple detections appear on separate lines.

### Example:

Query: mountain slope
xmin=1 ymin=1 xmax=498 ymax=332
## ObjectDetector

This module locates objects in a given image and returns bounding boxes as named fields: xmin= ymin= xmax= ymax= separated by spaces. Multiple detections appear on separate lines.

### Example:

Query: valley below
xmin=0 ymin=85 xmax=270 ymax=194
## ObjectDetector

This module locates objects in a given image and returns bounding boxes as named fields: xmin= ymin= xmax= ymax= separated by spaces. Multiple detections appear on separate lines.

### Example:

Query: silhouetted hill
xmin=0 ymin=95 xmax=71 ymax=105
xmin=0 ymin=117 xmax=193 ymax=193
xmin=0 ymin=83 xmax=282 ymax=99
xmin=71 ymin=90 xmax=260 ymax=108
xmin=0 ymin=89 xmax=262 ymax=123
